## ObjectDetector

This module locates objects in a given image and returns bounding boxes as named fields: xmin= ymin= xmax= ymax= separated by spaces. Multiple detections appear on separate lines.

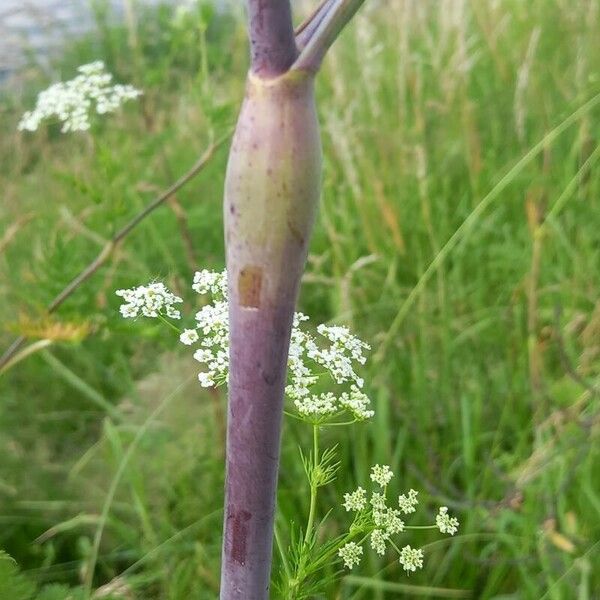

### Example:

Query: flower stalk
xmin=220 ymin=1 xmax=366 ymax=597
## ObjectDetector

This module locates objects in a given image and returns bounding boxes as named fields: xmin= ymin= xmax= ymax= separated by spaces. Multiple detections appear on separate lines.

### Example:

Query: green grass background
xmin=1 ymin=0 xmax=599 ymax=597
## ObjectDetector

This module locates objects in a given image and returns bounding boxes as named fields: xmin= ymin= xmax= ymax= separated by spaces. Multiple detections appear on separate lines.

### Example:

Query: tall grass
xmin=1 ymin=0 xmax=599 ymax=597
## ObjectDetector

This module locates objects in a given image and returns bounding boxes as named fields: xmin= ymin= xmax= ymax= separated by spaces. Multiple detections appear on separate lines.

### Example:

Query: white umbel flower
xmin=398 ymin=489 xmax=419 ymax=514
xmin=338 ymin=542 xmax=363 ymax=569
xmin=179 ymin=329 xmax=199 ymax=345
xmin=370 ymin=529 xmax=389 ymax=555
xmin=370 ymin=491 xmax=386 ymax=511
xmin=339 ymin=385 xmax=374 ymax=420
xmin=435 ymin=506 xmax=459 ymax=535
xmin=18 ymin=61 xmax=142 ymax=133
xmin=294 ymin=392 xmax=338 ymax=418
xmin=115 ymin=283 xmax=182 ymax=319
xmin=373 ymin=507 xmax=404 ymax=535
xmin=192 ymin=269 xmax=228 ymax=298
xmin=307 ymin=324 xmax=370 ymax=387
xmin=399 ymin=545 xmax=424 ymax=573
xmin=116 ymin=269 xmax=374 ymax=418
xmin=192 ymin=300 xmax=229 ymax=387
xmin=342 ymin=487 xmax=367 ymax=512
xmin=370 ymin=464 xmax=393 ymax=487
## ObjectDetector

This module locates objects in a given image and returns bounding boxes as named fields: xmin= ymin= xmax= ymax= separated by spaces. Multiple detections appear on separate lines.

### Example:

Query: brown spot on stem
xmin=261 ymin=368 xmax=276 ymax=386
xmin=238 ymin=266 xmax=263 ymax=308
xmin=229 ymin=509 xmax=252 ymax=565
xmin=287 ymin=219 xmax=304 ymax=246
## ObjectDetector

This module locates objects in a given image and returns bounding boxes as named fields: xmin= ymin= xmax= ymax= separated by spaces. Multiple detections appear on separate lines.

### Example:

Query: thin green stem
xmin=283 ymin=409 xmax=358 ymax=427
xmin=0 ymin=133 xmax=230 ymax=372
xmin=303 ymin=425 xmax=320 ymax=546
xmin=283 ymin=410 xmax=305 ymax=421
xmin=404 ymin=525 xmax=439 ymax=530
xmin=274 ymin=521 xmax=292 ymax=581
xmin=40 ymin=350 xmax=122 ymax=420
xmin=308 ymin=531 xmax=370 ymax=574
xmin=157 ymin=313 xmax=181 ymax=334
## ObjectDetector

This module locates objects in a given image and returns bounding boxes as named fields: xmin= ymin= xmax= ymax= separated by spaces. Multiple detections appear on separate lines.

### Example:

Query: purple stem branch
xmin=246 ymin=0 xmax=297 ymax=77
xmin=294 ymin=0 xmax=338 ymax=51
xmin=293 ymin=0 xmax=366 ymax=72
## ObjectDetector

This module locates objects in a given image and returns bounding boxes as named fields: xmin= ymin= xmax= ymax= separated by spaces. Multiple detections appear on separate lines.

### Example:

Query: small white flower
xmin=117 ymin=269 xmax=373 ymax=404
xmin=370 ymin=464 xmax=393 ymax=487
xmin=399 ymin=545 xmax=424 ymax=573
xmin=338 ymin=542 xmax=363 ymax=569
xmin=119 ymin=304 xmax=138 ymax=318
xmin=435 ymin=506 xmax=459 ymax=536
xmin=307 ymin=324 xmax=370 ymax=387
xmin=179 ymin=328 xmax=199 ymax=345
xmin=373 ymin=507 xmax=404 ymax=534
xmin=383 ymin=508 xmax=404 ymax=534
xmin=370 ymin=491 xmax=386 ymax=511
xmin=370 ymin=529 xmax=389 ymax=556
xmin=116 ymin=282 xmax=182 ymax=320
xmin=342 ymin=487 xmax=367 ymax=512
xmin=294 ymin=392 xmax=338 ymax=419
xmin=192 ymin=269 xmax=227 ymax=298
xmin=197 ymin=371 xmax=215 ymax=387
xmin=192 ymin=300 xmax=230 ymax=387
xmin=398 ymin=489 xmax=419 ymax=514
xmin=18 ymin=61 xmax=141 ymax=133
xmin=339 ymin=385 xmax=374 ymax=420
xmin=165 ymin=305 xmax=181 ymax=319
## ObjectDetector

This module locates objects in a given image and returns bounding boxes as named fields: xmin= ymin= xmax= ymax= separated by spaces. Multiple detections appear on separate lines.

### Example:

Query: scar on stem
xmin=229 ymin=509 xmax=252 ymax=565
xmin=238 ymin=266 xmax=263 ymax=308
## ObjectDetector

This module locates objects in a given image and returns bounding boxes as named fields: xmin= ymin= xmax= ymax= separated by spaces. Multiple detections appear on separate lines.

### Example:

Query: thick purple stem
xmin=220 ymin=73 xmax=321 ymax=599
xmin=247 ymin=0 xmax=297 ymax=77
xmin=220 ymin=3 xmax=365 ymax=597
xmin=221 ymin=287 xmax=298 ymax=598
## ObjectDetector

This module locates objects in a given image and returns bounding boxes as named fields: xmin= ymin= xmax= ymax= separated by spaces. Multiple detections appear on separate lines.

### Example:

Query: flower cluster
xmin=398 ymin=489 xmax=419 ymax=514
xmin=436 ymin=506 xmax=460 ymax=535
xmin=285 ymin=322 xmax=369 ymax=402
xmin=370 ymin=464 xmax=394 ymax=487
xmin=116 ymin=270 xmax=373 ymax=421
xmin=284 ymin=319 xmax=372 ymax=422
xmin=342 ymin=487 xmax=367 ymax=512
xmin=18 ymin=61 xmax=142 ymax=133
xmin=176 ymin=269 xmax=373 ymax=420
xmin=192 ymin=299 xmax=229 ymax=388
xmin=115 ymin=283 xmax=182 ymax=319
xmin=338 ymin=465 xmax=459 ymax=573
xmin=191 ymin=269 xmax=228 ymax=297
xmin=399 ymin=545 xmax=424 ymax=573
xmin=338 ymin=542 xmax=363 ymax=570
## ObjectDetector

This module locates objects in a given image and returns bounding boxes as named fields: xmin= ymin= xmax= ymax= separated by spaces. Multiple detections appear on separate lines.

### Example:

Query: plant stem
xmin=157 ymin=314 xmax=181 ymax=334
xmin=220 ymin=2 xmax=369 ymax=596
xmin=293 ymin=0 xmax=367 ymax=72
xmin=274 ymin=521 xmax=292 ymax=582
xmin=308 ymin=531 xmax=370 ymax=574
xmin=303 ymin=425 xmax=320 ymax=546
xmin=246 ymin=0 xmax=297 ymax=78
xmin=220 ymin=69 xmax=321 ymax=599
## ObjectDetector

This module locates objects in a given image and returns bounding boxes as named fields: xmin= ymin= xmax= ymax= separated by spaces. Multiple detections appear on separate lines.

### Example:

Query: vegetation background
xmin=1 ymin=0 xmax=599 ymax=598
